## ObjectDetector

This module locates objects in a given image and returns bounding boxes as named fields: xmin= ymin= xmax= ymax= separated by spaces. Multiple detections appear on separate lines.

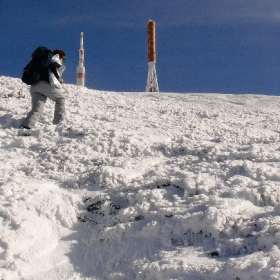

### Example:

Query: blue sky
xmin=1 ymin=0 xmax=280 ymax=95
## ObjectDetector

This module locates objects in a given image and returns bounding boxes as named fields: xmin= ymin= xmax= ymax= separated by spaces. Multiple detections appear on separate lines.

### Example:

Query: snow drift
xmin=0 ymin=76 xmax=280 ymax=279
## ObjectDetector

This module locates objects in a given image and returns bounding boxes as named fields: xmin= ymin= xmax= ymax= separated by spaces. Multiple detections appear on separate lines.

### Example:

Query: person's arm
xmin=49 ymin=62 xmax=64 ymax=83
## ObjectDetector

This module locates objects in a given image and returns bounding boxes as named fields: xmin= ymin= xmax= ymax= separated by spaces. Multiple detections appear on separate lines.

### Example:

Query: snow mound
xmin=1 ymin=76 xmax=280 ymax=279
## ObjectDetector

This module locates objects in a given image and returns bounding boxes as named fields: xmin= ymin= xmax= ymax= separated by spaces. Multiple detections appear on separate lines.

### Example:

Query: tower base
xmin=146 ymin=61 xmax=159 ymax=92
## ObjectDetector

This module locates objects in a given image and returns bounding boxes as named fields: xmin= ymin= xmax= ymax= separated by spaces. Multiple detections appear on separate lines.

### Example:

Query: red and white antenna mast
xmin=146 ymin=20 xmax=159 ymax=92
xmin=76 ymin=32 xmax=85 ymax=87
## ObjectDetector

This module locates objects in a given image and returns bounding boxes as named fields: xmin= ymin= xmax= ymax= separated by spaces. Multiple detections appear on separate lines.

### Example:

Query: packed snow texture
xmin=0 ymin=76 xmax=280 ymax=279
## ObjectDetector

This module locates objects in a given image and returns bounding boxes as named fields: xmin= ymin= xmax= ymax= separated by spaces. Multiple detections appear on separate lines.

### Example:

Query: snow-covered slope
xmin=0 ymin=76 xmax=280 ymax=280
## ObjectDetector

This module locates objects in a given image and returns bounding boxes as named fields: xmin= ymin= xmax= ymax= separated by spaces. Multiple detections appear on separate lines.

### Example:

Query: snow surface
xmin=0 ymin=76 xmax=280 ymax=280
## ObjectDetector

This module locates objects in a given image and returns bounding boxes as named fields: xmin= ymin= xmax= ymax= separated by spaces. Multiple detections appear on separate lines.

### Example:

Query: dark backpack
xmin=21 ymin=46 xmax=53 ymax=85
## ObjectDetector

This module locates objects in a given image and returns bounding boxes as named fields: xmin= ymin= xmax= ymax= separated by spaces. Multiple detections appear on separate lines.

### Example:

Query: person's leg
xmin=21 ymin=92 xmax=47 ymax=129
xmin=52 ymin=97 xmax=65 ymax=124
xmin=32 ymin=82 xmax=66 ymax=125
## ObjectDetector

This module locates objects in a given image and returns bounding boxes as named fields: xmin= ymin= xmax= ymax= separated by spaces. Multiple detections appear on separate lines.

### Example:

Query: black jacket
xmin=40 ymin=62 xmax=60 ymax=83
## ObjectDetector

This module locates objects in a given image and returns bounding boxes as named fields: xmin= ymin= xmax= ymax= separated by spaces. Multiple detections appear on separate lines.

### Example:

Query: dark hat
xmin=53 ymin=49 xmax=66 ymax=59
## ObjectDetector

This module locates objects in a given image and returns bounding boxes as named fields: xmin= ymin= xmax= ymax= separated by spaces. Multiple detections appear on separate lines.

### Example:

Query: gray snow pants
xmin=22 ymin=81 xmax=65 ymax=128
